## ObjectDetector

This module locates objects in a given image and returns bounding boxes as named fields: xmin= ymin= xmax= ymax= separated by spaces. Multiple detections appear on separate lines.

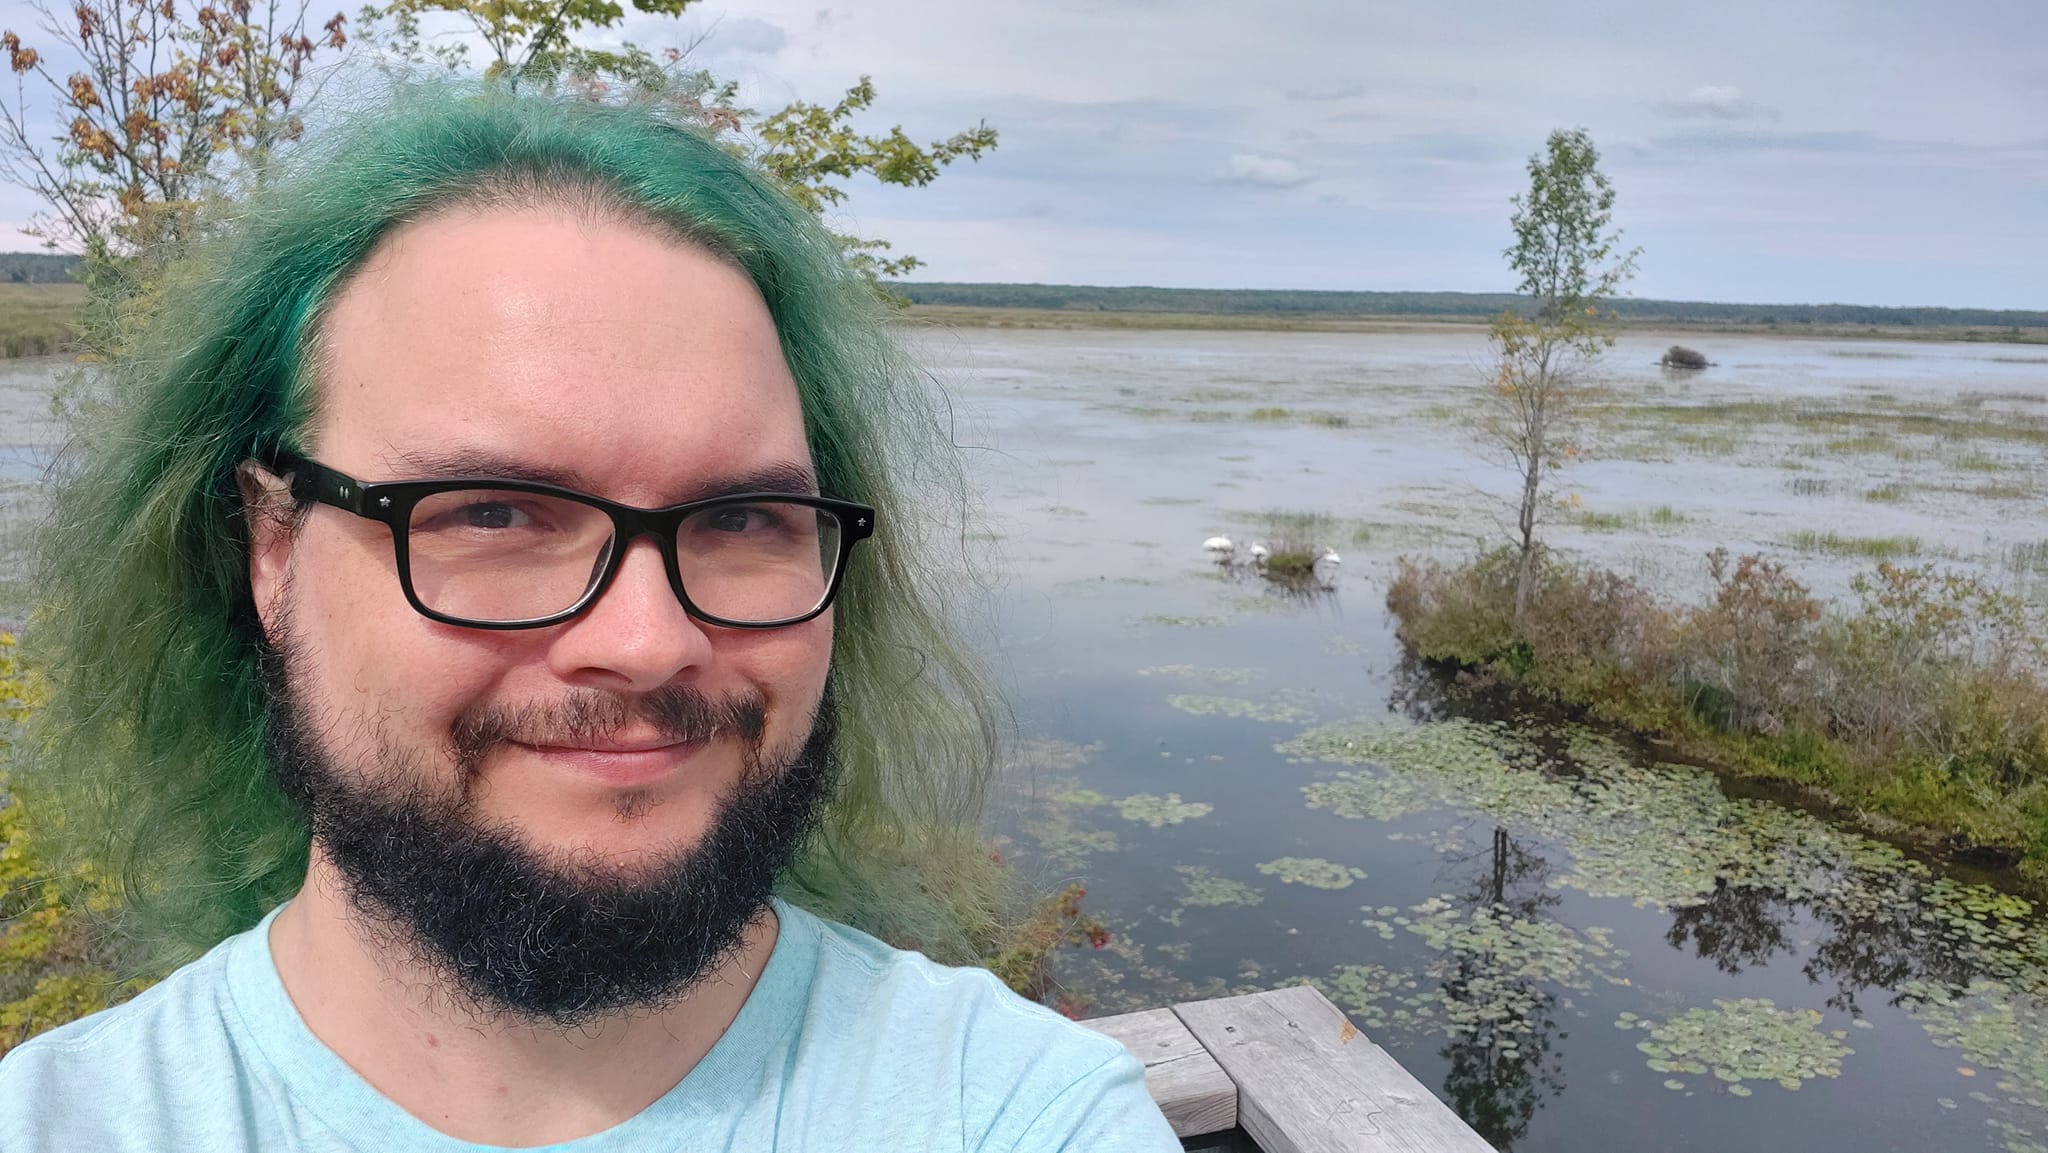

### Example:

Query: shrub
xmin=1387 ymin=550 xmax=2048 ymax=871
xmin=1679 ymin=550 xmax=1824 ymax=735
xmin=1661 ymin=345 xmax=1708 ymax=369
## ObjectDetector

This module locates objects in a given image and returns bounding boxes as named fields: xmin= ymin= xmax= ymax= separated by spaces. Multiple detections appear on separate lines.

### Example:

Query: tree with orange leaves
xmin=0 ymin=0 xmax=346 ymax=259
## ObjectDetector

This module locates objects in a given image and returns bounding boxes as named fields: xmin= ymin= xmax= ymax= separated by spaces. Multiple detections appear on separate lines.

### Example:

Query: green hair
xmin=21 ymin=81 xmax=1009 ymax=972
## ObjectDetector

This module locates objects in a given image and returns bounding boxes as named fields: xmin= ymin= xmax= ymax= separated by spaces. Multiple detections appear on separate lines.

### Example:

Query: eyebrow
xmin=385 ymin=448 xmax=820 ymax=504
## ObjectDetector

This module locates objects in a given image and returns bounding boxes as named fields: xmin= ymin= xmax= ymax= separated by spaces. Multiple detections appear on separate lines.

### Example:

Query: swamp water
xmin=2 ymin=328 xmax=2046 ymax=1151
xmin=910 ymin=326 xmax=2048 ymax=1153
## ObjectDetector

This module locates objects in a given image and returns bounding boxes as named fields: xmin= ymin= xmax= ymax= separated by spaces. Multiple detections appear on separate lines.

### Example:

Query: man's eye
xmin=463 ymin=502 xmax=527 ymax=530
xmin=709 ymin=507 xmax=766 ymax=533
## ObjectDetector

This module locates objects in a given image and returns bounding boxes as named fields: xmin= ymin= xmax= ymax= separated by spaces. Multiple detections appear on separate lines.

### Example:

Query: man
xmin=0 ymin=86 xmax=1179 ymax=1150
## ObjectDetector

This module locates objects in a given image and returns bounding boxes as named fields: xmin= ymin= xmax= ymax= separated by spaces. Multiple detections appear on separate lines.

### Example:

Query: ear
xmin=237 ymin=460 xmax=296 ymax=638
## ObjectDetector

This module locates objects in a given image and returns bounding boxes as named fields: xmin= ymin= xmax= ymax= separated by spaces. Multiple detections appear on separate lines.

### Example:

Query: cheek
xmin=285 ymin=526 xmax=522 ymax=751
xmin=741 ymin=614 xmax=834 ymax=737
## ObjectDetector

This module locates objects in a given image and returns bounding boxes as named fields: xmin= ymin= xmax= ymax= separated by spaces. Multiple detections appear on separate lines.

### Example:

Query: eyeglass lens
xmin=403 ymin=489 xmax=843 ymax=625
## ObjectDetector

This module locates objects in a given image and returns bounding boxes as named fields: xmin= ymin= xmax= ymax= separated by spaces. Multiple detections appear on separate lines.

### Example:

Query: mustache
xmin=451 ymin=685 xmax=768 ymax=769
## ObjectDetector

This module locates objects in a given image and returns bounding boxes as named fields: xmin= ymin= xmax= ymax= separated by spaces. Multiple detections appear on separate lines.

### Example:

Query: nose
xmin=545 ymin=534 xmax=714 ymax=693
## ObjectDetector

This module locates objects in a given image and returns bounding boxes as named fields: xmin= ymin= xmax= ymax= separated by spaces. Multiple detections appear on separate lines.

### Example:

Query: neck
xmin=269 ymin=849 xmax=778 ymax=1145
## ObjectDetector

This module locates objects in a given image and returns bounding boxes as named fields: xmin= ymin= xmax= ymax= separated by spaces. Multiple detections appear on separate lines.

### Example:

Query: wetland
xmin=915 ymin=325 xmax=2048 ymax=1153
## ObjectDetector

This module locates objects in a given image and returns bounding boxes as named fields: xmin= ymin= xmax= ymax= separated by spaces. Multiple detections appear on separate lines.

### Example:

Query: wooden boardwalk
xmin=1085 ymin=985 xmax=1494 ymax=1152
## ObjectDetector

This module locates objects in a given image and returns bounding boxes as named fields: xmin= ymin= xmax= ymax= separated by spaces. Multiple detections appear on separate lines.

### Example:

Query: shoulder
xmin=799 ymin=905 xmax=1125 ymax=1062
xmin=784 ymin=905 xmax=1177 ymax=1152
xmin=0 ymin=937 xmax=261 ymax=1151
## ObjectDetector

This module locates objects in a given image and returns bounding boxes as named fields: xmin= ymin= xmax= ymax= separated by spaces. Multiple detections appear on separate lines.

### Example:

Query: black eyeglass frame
xmin=262 ymin=451 xmax=876 ymax=631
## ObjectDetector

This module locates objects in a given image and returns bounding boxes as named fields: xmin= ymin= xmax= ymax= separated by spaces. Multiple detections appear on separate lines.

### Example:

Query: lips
xmin=510 ymin=736 xmax=708 ymax=788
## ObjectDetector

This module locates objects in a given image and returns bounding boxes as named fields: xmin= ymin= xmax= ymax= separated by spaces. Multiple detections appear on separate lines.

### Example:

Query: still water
xmin=3 ymin=328 xmax=2046 ymax=1152
xmin=909 ymin=325 xmax=2048 ymax=1153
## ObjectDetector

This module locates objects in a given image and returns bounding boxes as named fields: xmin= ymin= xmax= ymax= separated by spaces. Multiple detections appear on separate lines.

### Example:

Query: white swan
xmin=1247 ymin=542 xmax=1271 ymax=564
xmin=1202 ymin=535 xmax=1235 ymax=554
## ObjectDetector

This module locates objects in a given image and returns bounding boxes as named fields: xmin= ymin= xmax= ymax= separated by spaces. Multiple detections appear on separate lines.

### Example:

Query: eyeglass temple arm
xmin=267 ymin=452 xmax=372 ymax=517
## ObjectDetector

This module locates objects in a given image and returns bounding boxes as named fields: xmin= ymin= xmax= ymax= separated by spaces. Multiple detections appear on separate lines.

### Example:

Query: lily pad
xmin=1176 ymin=865 xmax=1264 ymax=908
xmin=1256 ymin=857 xmax=1367 ymax=889
xmin=1117 ymin=793 xmax=1213 ymax=828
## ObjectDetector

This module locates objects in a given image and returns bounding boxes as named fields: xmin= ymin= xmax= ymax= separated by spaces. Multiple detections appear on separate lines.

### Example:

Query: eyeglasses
xmin=263 ymin=451 xmax=876 ymax=630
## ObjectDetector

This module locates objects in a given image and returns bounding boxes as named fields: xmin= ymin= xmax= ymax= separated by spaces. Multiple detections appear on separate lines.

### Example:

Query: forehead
xmin=310 ymin=206 xmax=810 ymax=502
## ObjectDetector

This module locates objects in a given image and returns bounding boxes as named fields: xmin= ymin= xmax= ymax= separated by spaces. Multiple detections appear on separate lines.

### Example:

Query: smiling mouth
xmin=510 ymin=737 xmax=710 ymax=787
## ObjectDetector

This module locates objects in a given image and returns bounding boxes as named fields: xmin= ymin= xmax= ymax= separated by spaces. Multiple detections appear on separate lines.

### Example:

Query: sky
xmin=0 ymin=0 xmax=2042 ymax=309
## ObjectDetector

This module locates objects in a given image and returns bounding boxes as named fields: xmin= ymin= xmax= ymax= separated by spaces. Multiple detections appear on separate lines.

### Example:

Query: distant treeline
xmin=0 ymin=252 xmax=81 ymax=284
xmin=893 ymin=282 xmax=2048 ymax=330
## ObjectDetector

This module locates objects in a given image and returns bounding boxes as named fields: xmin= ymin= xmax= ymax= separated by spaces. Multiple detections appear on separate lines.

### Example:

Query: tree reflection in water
xmin=1433 ymin=826 xmax=1568 ymax=1151
xmin=1389 ymin=653 xmax=2001 ymax=1019
xmin=1664 ymin=877 xmax=1794 ymax=975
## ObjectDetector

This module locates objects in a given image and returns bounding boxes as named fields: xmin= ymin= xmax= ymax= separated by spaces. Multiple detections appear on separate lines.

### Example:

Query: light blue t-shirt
xmin=0 ymin=900 xmax=1179 ymax=1151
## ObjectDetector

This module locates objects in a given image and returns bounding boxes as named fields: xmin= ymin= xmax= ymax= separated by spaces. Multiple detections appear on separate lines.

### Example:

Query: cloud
xmin=1221 ymin=153 xmax=1309 ymax=187
xmin=1657 ymin=85 xmax=1781 ymax=121
xmin=711 ymin=16 xmax=787 ymax=54
xmin=1285 ymin=84 xmax=1366 ymax=102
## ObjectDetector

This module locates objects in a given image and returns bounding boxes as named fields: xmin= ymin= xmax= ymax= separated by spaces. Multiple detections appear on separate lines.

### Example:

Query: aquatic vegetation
xmin=1255 ymin=857 xmax=1367 ymax=889
xmin=1863 ymin=483 xmax=1905 ymax=502
xmin=1319 ymin=893 xmax=1625 ymax=1040
xmin=1313 ymin=965 xmax=1425 ymax=1032
xmin=1166 ymin=694 xmax=1316 ymax=724
xmin=1248 ymin=407 xmax=1291 ymax=421
xmin=1904 ymin=979 xmax=2048 ymax=1115
xmin=1050 ymin=788 xmax=1111 ymax=807
xmin=1136 ymin=664 xmax=1260 ymax=685
xmin=1136 ymin=613 xmax=1227 ymax=629
xmin=1004 ymin=738 xmax=1103 ymax=775
xmin=1116 ymin=793 xmax=1213 ymax=828
xmin=1621 ymin=999 xmax=1852 ymax=1092
xmin=1577 ymin=511 xmax=1629 ymax=532
xmin=1783 ymin=530 xmax=1922 ymax=558
xmin=1175 ymin=865 xmax=1263 ymax=908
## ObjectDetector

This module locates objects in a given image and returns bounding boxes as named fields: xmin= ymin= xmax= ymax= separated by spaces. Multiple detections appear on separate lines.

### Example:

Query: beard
xmin=257 ymin=628 xmax=839 ymax=1031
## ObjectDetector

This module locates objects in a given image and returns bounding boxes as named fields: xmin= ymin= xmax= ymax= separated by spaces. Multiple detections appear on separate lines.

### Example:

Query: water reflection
xmin=1664 ymin=879 xmax=1794 ymax=976
xmin=1436 ymin=827 xmax=1567 ymax=1151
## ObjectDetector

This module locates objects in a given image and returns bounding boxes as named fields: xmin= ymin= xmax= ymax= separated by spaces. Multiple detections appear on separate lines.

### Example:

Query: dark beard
xmin=258 ymin=636 xmax=838 ymax=1031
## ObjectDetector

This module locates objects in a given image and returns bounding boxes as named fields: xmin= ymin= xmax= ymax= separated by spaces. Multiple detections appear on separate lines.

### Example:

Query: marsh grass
xmin=2005 ymin=541 xmax=2048 ymax=576
xmin=1306 ymin=411 xmax=1351 ymax=428
xmin=1864 ymin=484 xmax=1906 ymax=503
xmin=1826 ymin=434 xmax=1897 ymax=456
xmin=1789 ymin=477 xmax=1832 ymax=497
xmin=1249 ymin=407 xmax=1291 ymax=421
xmin=1578 ymin=512 xmax=1630 ymax=532
xmin=1785 ymin=531 xmax=1922 ymax=559
xmin=0 ymin=283 xmax=84 ymax=358
xmin=1971 ymin=483 xmax=2033 ymax=500
xmin=1673 ymin=432 xmax=1740 ymax=455
xmin=1577 ymin=506 xmax=1690 ymax=533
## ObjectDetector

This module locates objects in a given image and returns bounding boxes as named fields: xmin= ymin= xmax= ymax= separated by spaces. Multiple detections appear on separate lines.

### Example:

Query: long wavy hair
xmin=20 ymin=81 xmax=1008 ymax=972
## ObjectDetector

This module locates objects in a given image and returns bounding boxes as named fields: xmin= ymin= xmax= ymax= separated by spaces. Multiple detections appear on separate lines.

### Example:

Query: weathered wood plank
xmin=1084 ymin=1007 xmax=1238 ymax=1138
xmin=1174 ymin=986 xmax=1493 ymax=1153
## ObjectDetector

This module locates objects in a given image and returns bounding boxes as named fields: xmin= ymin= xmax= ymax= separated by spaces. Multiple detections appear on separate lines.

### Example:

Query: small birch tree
xmin=1481 ymin=127 xmax=1638 ymax=623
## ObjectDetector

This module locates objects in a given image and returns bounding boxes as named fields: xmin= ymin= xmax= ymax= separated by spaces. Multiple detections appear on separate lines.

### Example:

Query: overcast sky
xmin=2 ymin=0 xmax=2042 ymax=308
